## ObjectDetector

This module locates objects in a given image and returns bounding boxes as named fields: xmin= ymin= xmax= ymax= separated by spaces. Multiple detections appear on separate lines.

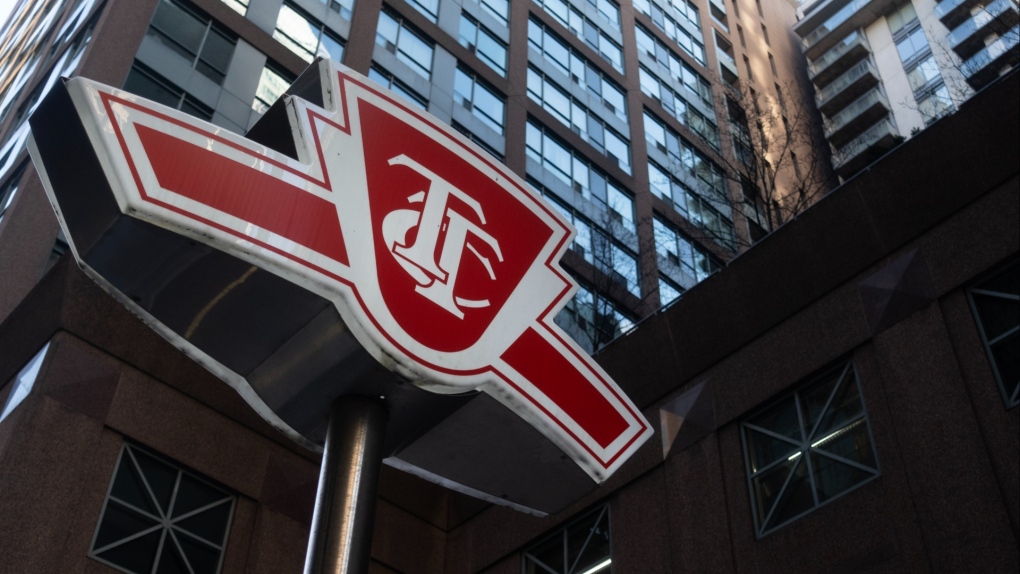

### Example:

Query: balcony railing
xmin=947 ymin=0 xmax=1019 ymax=59
xmin=816 ymin=59 xmax=880 ymax=112
xmin=825 ymin=87 xmax=890 ymax=141
xmin=802 ymin=0 xmax=871 ymax=50
xmin=809 ymin=30 xmax=870 ymax=84
xmin=961 ymin=25 xmax=1020 ymax=87
xmin=717 ymin=48 xmax=737 ymax=74
xmin=935 ymin=0 xmax=978 ymax=29
xmin=832 ymin=118 xmax=898 ymax=172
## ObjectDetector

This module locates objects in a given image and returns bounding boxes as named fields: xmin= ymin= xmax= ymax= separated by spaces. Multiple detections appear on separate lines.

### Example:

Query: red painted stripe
xmin=501 ymin=328 xmax=629 ymax=449
xmin=135 ymin=124 xmax=348 ymax=266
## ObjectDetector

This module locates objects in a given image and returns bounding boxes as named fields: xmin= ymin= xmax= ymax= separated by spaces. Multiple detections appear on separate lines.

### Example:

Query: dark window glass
xmin=90 ymin=444 xmax=235 ymax=574
xmin=524 ymin=505 xmax=611 ymax=573
xmin=741 ymin=362 xmax=879 ymax=536
xmin=967 ymin=261 xmax=1020 ymax=408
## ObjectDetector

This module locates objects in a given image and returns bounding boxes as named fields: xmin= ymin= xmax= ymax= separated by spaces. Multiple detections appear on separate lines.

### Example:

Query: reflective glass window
xmin=458 ymin=13 xmax=507 ymax=76
xmin=376 ymin=11 xmax=434 ymax=79
xmin=274 ymin=3 xmax=345 ymax=63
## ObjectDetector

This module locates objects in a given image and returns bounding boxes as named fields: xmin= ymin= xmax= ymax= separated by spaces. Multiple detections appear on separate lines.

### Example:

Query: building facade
xmin=0 ymin=0 xmax=830 ymax=356
xmin=0 ymin=1 xmax=1017 ymax=573
xmin=793 ymin=0 xmax=1019 ymax=179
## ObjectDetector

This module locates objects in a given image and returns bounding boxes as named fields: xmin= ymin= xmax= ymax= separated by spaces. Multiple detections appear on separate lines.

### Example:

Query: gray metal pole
xmin=303 ymin=395 xmax=388 ymax=574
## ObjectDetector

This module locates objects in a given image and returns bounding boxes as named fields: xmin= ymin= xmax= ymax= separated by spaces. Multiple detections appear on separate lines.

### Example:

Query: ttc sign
xmin=29 ymin=60 xmax=651 ymax=496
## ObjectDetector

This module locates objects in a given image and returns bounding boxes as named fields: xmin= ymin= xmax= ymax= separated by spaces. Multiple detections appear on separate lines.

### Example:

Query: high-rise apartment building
xmin=0 ymin=0 xmax=830 ymax=355
xmin=794 ymin=0 xmax=1019 ymax=179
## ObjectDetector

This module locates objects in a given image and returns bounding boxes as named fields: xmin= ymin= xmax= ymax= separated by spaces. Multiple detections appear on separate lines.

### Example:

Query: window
xmin=534 ymin=0 xmax=622 ymax=32
xmin=886 ymin=2 xmax=917 ymax=37
xmin=917 ymin=85 xmax=953 ymax=125
xmin=474 ymin=0 xmax=508 ymax=26
xmin=895 ymin=27 xmax=929 ymax=64
xmin=743 ymin=55 xmax=753 ymax=81
xmin=652 ymin=216 xmax=722 ymax=285
xmin=755 ymin=0 xmax=763 ymax=17
xmin=123 ymin=64 xmax=214 ymax=120
xmin=967 ymin=262 xmax=1019 ymax=408
xmin=524 ymin=505 xmax=612 ymax=573
xmin=454 ymin=67 xmax=505 ymax=135
xmin=252 ymin=64 xmax=295 ymax=114
xmin=368 ymin=66 xmax=429 ymax=109
xmin=531 ymin=0 xmax=624 ymax=71
xmin=375 ymin=10 xmax=434 ymax=79
xmin=659 ymin=275 xmax=684 ymax=306
xmin=528 ymin=20 xmax=628 ymax=121
xmin=769 ymin=53 xmax=778 ymax=76
xmin=526 ymin=122 xmax=635 ymax=232
xmin=452 ymin=121 xmax=504 ymax=161
xmin=737 ymin=24 xmax=745 ymax=47
xmin=89 ymin=444 xmax=236 ymax=574
xmin=590 ymin=0 xmax=622 ymax=27
xmin=906 ymin=55 xmax=941 ymax=92
xmin=407 ymin=0 xmax=439 ymax=22
xmin=543 ymin=193 xmax=640 ymax=296
xmin=632 ymin=0 xmax=706 ymax=65
xmin=634 ymin=25 xmax=713 ymax=106
xmin=556 ymin=282 xmax=635 ymax=352
xmin=638 ymin=66 xmax=720 ymax=150
xmin=741 ymin=362 xmax=879 ymax=536
xmin=328 ymin=0 xmax=356 ymax=21
xmin=146 ymin=0 xmax=236 ymax=84
xmin=527 ymin=67 xmax=632 ymax=174
xmin=643 ymin=113 xmax=735 ymax=250
xmin=458 ymin=13 xmax=507 ymax=76
xmin=0 ymin=341 xmax=50 ymax=422
xmin=274 ymin=2 xmax=345 ymax=63
xmin=761 ymin=24 xmax=770 ymax=45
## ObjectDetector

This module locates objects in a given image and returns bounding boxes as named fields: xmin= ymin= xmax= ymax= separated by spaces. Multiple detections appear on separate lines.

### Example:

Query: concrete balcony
xmin=935 ymin=0 xmax=981 ymax=30
xmin=808 ymin=30 xmax=871 ymax=87
xmin=832 ymin=118 xmax=900 ymax=178
xmin=961 ymin=25 xmax=1020 ymax=89
xmin=947 ymin=0 xmax=1020 ymax=61
xmin=816 ymin=59 xmax=881 ymax=116
xmin=796 ymin=0 xmax=897 ymax=59
xmin=825 ymin=87 xmax=892 ymax=147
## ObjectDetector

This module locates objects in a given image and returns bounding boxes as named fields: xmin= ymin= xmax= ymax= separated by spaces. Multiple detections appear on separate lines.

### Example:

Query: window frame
xmin=966 ymin=260 xmax=1020 ymax=409
xmin=740 ymin=361 xmax=881 ymax=537
xmin=522 ymin=504 xmax=613 ymax=574
xmin=88 ymin=443 xmax=237 ymax=574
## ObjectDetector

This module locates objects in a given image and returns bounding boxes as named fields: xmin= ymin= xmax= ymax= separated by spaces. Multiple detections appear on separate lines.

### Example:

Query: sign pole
xmin=304 ymin=395 xmax=388 ymax=574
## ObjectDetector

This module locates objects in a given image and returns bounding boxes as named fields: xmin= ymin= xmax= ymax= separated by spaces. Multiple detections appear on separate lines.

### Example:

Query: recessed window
xmin=375 ymin=10 xmax=434 ymax=80
xmin=407 ymin=0 xmax=439 ymax=22
xmin=274 ymin=2 xmax=345 ymax=63
xmin=123 ymin=63 xmax=214 ymax=120
xmin=741 ymin=362 xmax=879 ymax=536
xmin=967 ymin=261 xmax=1019 ymax=408
xmin=458 ymin=13 xmax=507 ymax=76
xmin=454 ymin=67 xmax=505 ymax=135
xmin=368 ymin=65 xmax=428 ymax=109
xmin=89 ymin=444 xmax=236 ymax=574
xmin=146 ymin=0 xmax=236 ymax=85
xmin=524 ymin=505 xmax=612 ymax=574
